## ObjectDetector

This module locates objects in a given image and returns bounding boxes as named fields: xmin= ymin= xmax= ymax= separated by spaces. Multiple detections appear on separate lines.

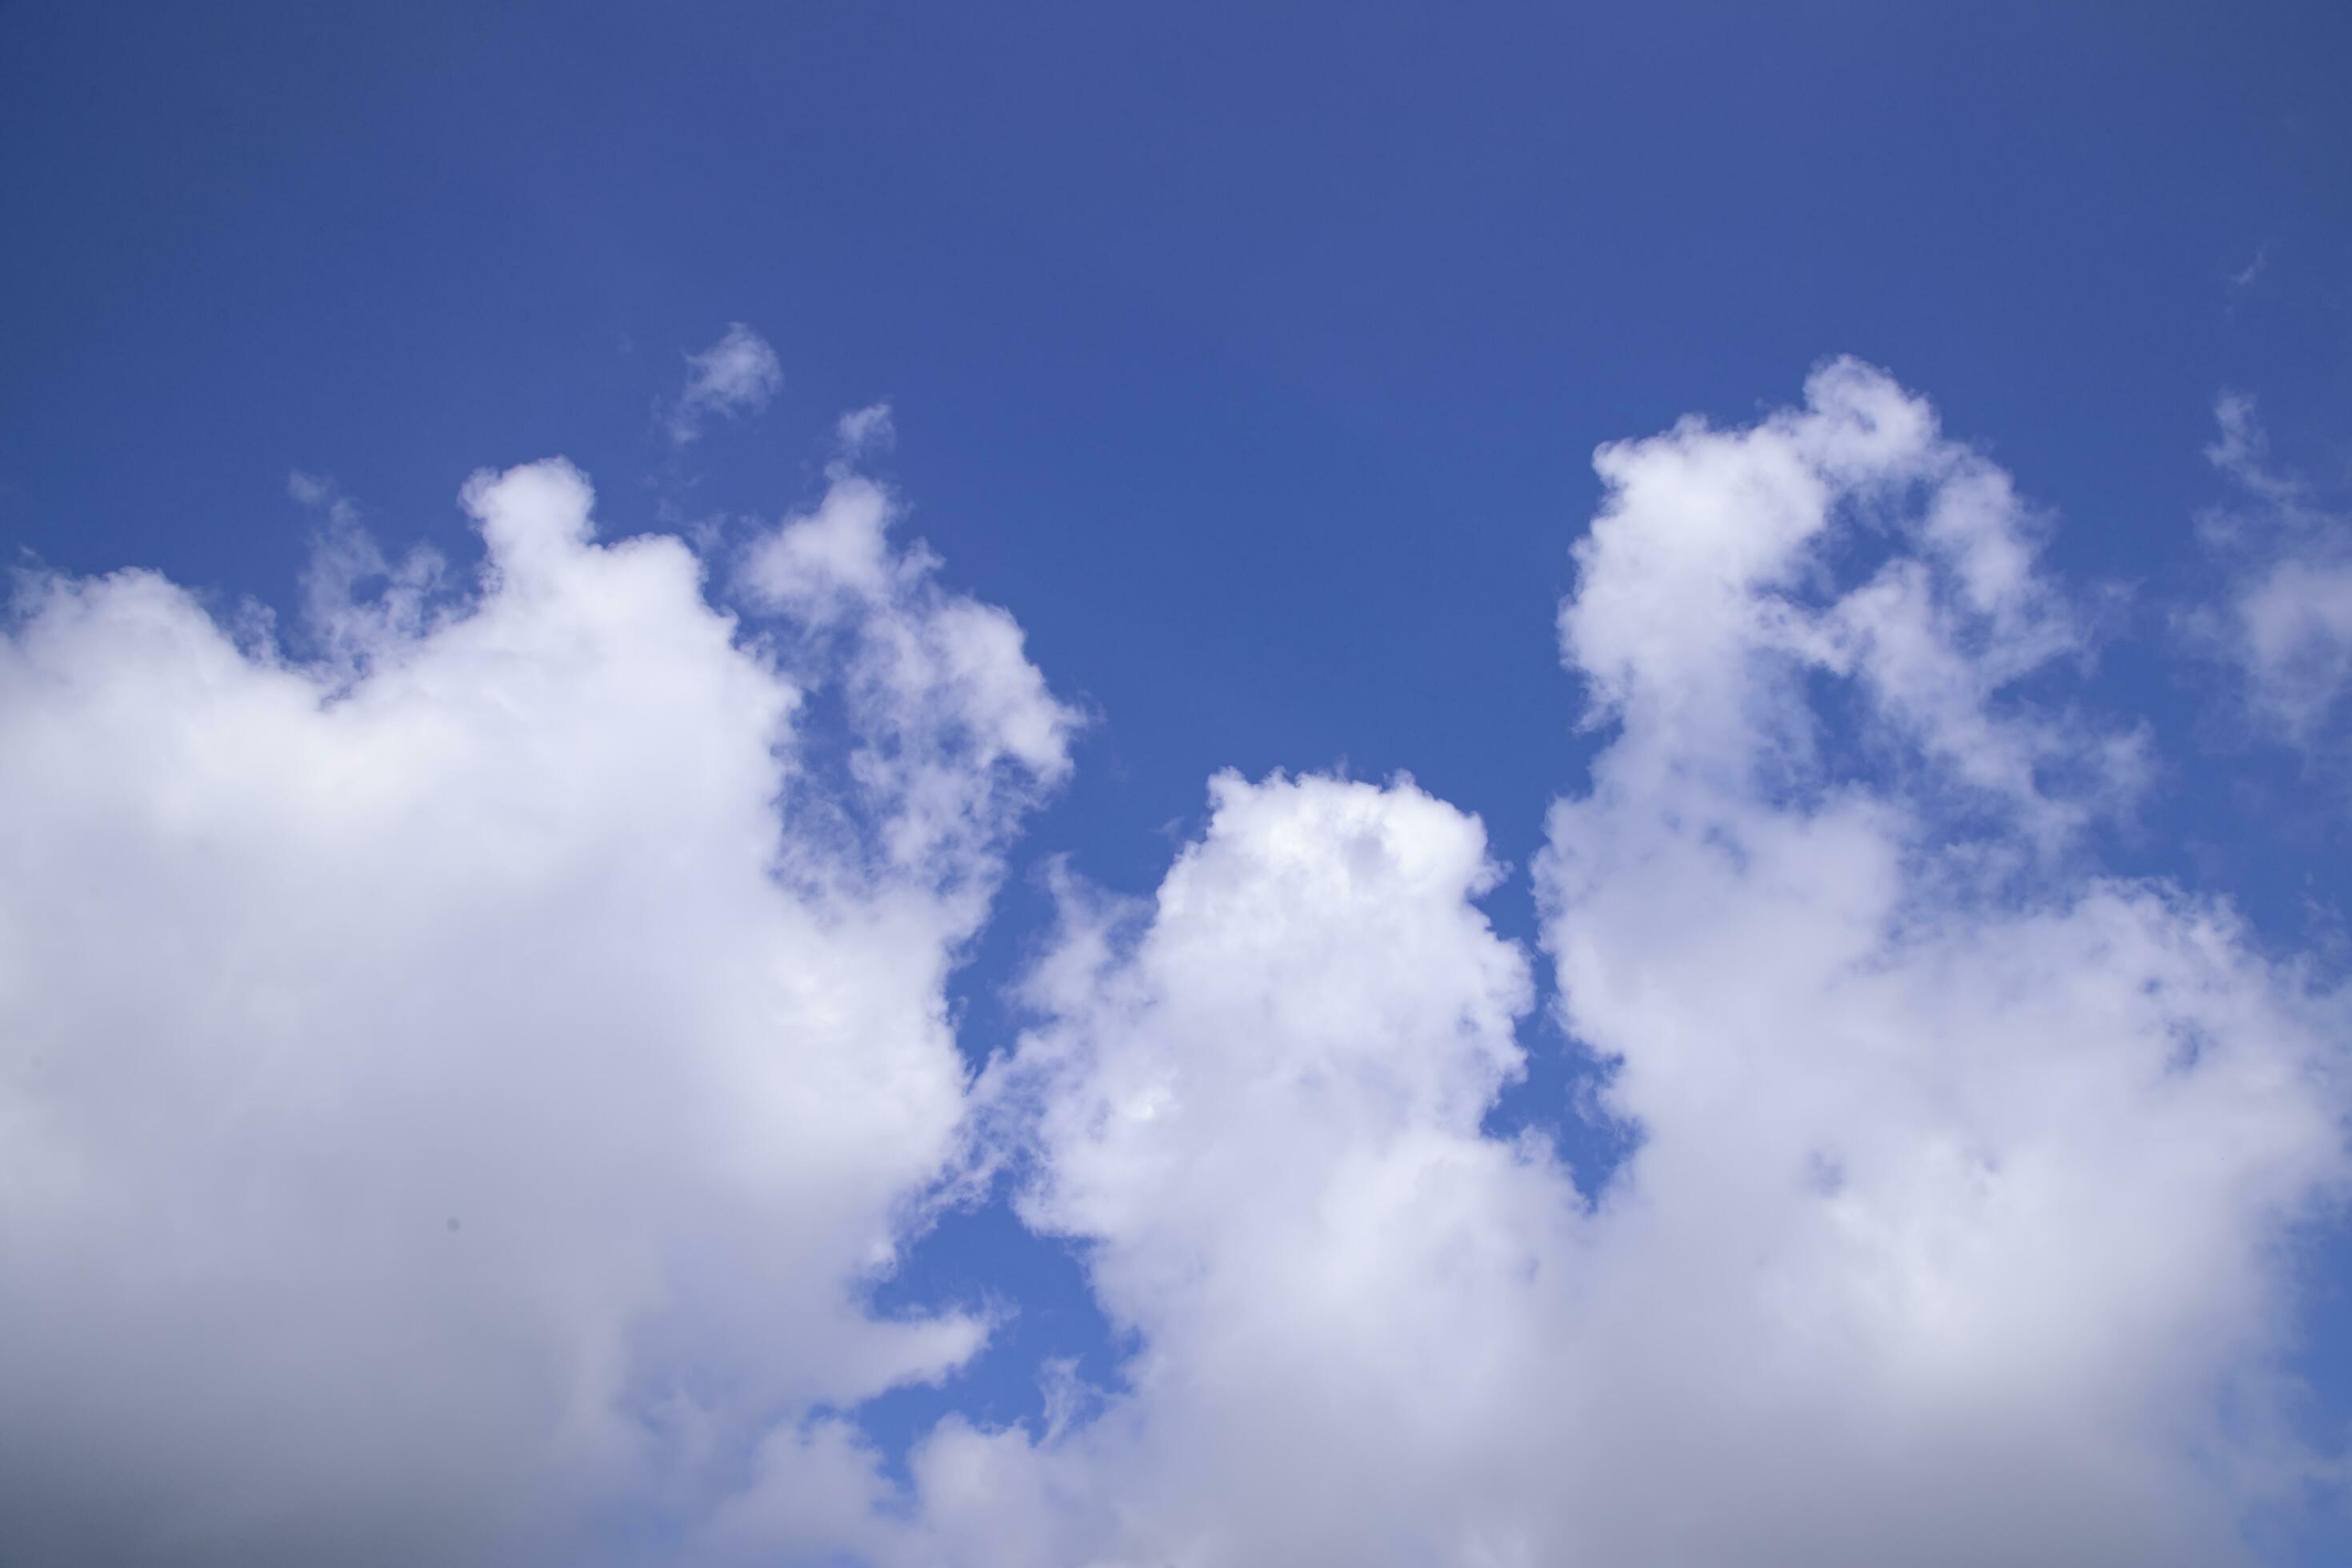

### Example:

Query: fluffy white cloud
xmin=832 ymin=362 xmax=2348 ymax=1568
xmin=667 ymin=322 xmax=785 ymax=446
xmin=6 ymin=362 xmax=2344 ymax=1568
xmin=0 ymin=452 xmax=1070 ymax=1564
xmin=2190 ymin=392 xmax=2352 ymax=742
xmin=1538 ymin=361 xmax=2346 ymax=1563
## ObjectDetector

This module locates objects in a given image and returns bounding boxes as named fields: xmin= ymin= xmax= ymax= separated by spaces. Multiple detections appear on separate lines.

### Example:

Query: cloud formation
xmin=668 ymin=322 xmax=785 ymax=445
xmin=0 ymin=454 xmax=1070 ymax=1564
xmin=787 ymin=362 xmax=2343 ymax=1568
xmin=1536 ymin=362 xmax=2346 ymax=1562
xmin=2 ymin=364 xmax=2343 ymax=1567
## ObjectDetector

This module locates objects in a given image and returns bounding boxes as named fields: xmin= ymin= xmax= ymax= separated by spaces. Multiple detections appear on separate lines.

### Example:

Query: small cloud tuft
xmin=834 ymin=400 xmax=896 ymax=459
xmin=666 ymin=322 xmax=783 ymax=446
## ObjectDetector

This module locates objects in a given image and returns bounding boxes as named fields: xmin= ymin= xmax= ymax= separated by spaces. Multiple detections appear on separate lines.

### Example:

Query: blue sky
xmin=4 ymin=4 xmax=2351 ymax=1564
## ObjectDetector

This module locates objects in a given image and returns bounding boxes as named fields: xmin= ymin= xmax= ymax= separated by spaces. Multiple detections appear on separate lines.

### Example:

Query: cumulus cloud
xmin=6 ymin=363 xmax=2345 ymax=1568
xmin=1537 ymin=362 xmax=2347 ymax=1562
xmin=0 ymin=447 xmax=1070 ymax=1564
xmin=787 ymin=362 xmax=2346 ymax=1568
xmin=2189 ymin=391 xmax=2352 ymax=742
xmin=667 ymin=322 xmax=784 ymax=446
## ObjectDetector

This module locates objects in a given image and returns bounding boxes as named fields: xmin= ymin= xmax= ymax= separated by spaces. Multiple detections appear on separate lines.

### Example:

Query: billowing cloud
xmin=2190 ymin=391 xmax=2352 ymax=743
xmin=667 ymin=322 xmax=785 ymax=446
xmin=5 ymin=363 xmax=2344 ymax=1568
xmin=1537 ymin=361 xmax=2346 ymax=1562
xmin=795 ymin=362 xmax=2346 ymax=1568
xmin=0 ymin=453 xmax=1070 ymax=1564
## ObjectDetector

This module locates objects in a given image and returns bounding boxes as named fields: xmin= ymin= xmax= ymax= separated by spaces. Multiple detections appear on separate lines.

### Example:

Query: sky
xmin=3 ymin=2 xmax=2351 ymax=1563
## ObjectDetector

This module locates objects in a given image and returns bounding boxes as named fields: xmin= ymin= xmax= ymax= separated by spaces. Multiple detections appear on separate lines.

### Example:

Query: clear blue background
xmin=5 ymin=2 xmax=2348 ymax=1556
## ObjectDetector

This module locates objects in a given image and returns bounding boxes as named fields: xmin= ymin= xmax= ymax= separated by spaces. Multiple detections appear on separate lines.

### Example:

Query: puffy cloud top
xmin=0 ymin=454 xmax=1066 ymax=1565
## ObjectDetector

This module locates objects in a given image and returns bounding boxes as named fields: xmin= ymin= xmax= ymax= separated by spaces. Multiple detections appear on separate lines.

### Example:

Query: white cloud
xmin=0 ymin=454 xmax=1068 ymax=1563
xmin=791 ymin=362 xmax=2350 ymax=1568
xmin=7 ymin=362 xmax=2346 ymax=1568
xmin=739 ymin=467 xmax=1079 ymax=876
xmin=668 ymin=322 xmax=784 ymax=446
xmin=286 ymin=470 xmax=446 ymax=678
xmin=1561 ymin=357 xmax=2128 ymax=838
xmin=2189 ymin=391 xmax=2352 ymax=742
xmin=836 ymin=401 xmax=897 ymax=458
xmin=1535 ymin=361 xmax=2347 ymax=1562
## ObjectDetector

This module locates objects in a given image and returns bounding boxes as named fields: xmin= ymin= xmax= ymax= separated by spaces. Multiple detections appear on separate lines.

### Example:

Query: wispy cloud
xmin=2230 ymin=241 xmax=2271 ymax=292
xmin=835 ymin=400 xmax=896 ymax=459
xmin=665 ymin=322 xmax=783 ymax=446
xmin=2186 ymin=390 xmax=2352 ymax=742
